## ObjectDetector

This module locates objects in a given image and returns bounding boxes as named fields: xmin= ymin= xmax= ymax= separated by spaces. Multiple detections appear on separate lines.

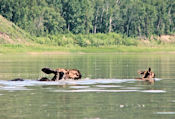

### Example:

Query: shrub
xmin=35 ymin=33 xmax=138 ymax=47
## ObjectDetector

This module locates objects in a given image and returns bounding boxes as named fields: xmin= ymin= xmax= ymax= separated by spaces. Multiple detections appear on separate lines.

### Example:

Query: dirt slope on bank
xmin=0 ymin=15 xmax=32 ymax=44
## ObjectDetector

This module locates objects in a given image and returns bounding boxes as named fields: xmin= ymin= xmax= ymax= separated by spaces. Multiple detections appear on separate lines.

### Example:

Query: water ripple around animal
xmin=0 ymin=78 xmax=161 ymax=92
xmin=51 ymin=89 xmax=139 ymax=93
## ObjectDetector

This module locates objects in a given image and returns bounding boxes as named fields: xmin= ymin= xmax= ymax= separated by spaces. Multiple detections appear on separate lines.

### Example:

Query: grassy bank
xmin=0 ymin=15 xmax=33 ymax=44
xmin=1 ymin=44 xmax=175 ymax=54
xmin=0 ymin=14 xmax=175 ymax=54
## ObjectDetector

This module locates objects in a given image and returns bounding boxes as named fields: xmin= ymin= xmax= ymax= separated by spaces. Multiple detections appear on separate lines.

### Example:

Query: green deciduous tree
xmin=0 ymin=0 xmax=174 ymax=36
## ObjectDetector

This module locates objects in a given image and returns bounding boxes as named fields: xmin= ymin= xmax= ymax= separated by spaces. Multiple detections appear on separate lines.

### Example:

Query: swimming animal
xmin=136 ymin=67 xmax=155 ymax=83
xmin=10 ymin=67 xmax=82 ymax=81
xmin=42 ymin=67 xmax=82 ymax=80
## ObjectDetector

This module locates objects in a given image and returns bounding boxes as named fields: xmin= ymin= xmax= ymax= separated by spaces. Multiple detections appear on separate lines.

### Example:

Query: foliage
xmin=34 ymin=33 xmax=138 ymax=47
xmin=2 ymin=44 xmax=175 ymax=54
xmin=0 ymin=0 xmax=174 ymax=37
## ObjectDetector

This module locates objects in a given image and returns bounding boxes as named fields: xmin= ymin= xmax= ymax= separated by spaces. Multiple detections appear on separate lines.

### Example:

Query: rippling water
xmin=0 ymin=54 xmax=175 ymax=119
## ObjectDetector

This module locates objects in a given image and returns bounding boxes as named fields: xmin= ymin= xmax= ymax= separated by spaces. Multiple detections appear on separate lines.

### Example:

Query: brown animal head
xmin=138 ymin=67 xmax=155 ymax=79
xmin=148 ymin=71 xmax=155 ymax=78
xmin=66 ymin=69 xmax=82 ymax=80
xmin=147 ymin=67 xmax=155 ymax=78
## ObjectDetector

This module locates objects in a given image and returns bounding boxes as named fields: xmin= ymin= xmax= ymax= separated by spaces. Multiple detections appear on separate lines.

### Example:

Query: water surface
xmin=0 ymin=53 xmax=175 ymax=119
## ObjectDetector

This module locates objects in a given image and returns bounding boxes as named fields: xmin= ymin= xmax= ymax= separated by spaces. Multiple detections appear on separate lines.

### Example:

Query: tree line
xmin=0 ymin=0 xmax=175 ymax=37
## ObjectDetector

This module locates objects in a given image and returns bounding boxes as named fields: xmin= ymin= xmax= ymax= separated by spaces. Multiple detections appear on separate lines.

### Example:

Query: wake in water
xmin=0 ymin=78 xmax=162 ymax=92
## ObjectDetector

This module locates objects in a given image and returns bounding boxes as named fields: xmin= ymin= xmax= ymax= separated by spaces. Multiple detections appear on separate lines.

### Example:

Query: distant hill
xmin=0 ymin=15 xmax=32 ymax=44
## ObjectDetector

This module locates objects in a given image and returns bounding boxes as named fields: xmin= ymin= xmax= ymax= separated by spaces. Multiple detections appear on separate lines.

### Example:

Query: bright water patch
xmin=70 ymin=86 xmax=90 ymax=89
xmin=51 ymin=89 xmax=139 ymax=93
xmin=95 ymin=85 xmax=122 ymax=88
xmin=155 ymin=112 xmax=175 ymax=114
xmin=121 ymin=87 xmax=143 ymax=90
xmin=141 ymin=90 xmax=166 ymax=93
xmin=154 ymin=78 xmax=162 ymax=81
xmin=171 ymin=100 xmax=175 ymax=102
xmin=0 ymin=86 xmax=32 ymax=91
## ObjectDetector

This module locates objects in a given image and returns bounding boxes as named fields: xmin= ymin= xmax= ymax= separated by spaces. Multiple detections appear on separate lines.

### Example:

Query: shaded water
xmin=0 ymin=53 xmax=175 ymax=119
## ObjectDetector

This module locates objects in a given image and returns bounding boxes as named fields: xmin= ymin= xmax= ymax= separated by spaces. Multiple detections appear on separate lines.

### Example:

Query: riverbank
xmin=1 ymin=14 xmax=175 ymax=55
xmin=1 ymin=44 xmax=175 ymax=54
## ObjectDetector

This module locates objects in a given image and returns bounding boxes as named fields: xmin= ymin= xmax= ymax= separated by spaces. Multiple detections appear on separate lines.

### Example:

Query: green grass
xmin=0 ymin=15 xmax=175 ymax=54
xmin=0 ymin=15 xmax=33 ymax=44
xmin=35 ymin=33 xmax=138 ymax=47
xmin=1 ymin=44 xmax=175 ymax=54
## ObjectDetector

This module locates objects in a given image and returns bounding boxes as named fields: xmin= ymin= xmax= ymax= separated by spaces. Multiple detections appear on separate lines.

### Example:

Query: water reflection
xmin=1 ymin=54 xmax=175 ymax=80
xmin=0 ymin=54 xmax=175 ymax=119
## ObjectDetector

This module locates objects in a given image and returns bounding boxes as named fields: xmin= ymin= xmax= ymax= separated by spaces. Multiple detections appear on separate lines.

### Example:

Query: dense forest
xmin=0 ymin=0 xmax=175 ymax=38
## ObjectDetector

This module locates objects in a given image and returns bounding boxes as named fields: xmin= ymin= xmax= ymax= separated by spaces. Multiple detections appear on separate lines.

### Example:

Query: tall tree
xmin=0 ymin=0 xmax=174 ymax=36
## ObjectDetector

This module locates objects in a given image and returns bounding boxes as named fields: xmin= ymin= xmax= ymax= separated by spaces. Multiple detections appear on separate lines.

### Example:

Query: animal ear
xmin=148 ymin=67 xmax=151 ymax=72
